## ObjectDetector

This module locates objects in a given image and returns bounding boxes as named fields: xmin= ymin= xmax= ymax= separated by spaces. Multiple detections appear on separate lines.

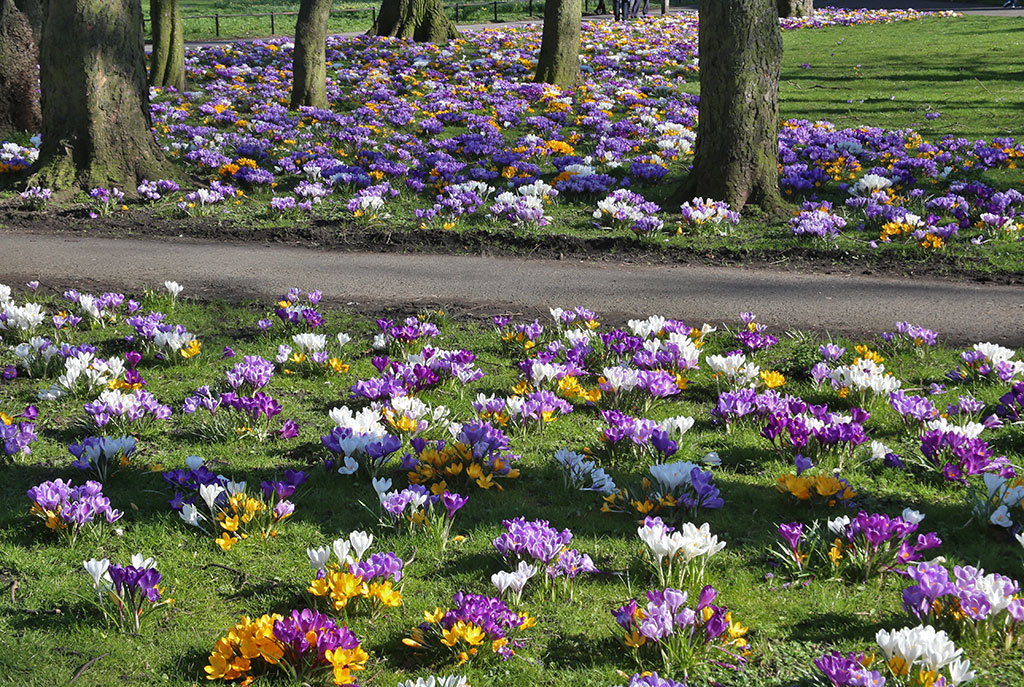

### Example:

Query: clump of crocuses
xmin=902 ymin=561 xmax=1024 ymax=649
xmin=205 ymin=608 xmax=368 ymax=685
xmin=403 ymin=591 xmax=535 ymax=666
xmin=492 ymin=517 xmax=597 ymax=601
xmin=175 ymin=462 xmax=306 ymax=551
xmin=1 ymin=404 xmax=37 ymax=461
xmin=69 ymin=435 xmax=138 ymax=481
xmin=772 ymin=509 xmax=940 ymax=583
xmin=306 ymin=531 xmax=404 ymax=619
xmin=83 ymin=554 xmax=172 ymax=633
xmin=403 ymin=421 xmax=520 ymax=491
xmin=28 ymin=478 xmax=122 ymax=543
xmin=614 ymin=585 xmax=748 ymax=681
xmin=375 ymin=478 xmax=467 ymax=549
xmin=637 ymin=516 xmax=726 ymax=591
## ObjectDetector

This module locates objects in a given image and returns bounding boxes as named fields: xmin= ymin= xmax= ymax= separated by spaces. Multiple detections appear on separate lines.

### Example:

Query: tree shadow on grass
xmin=788 ymin=607 xmax=905 ymax=646
xmin=1 ymin=598 xmax=96 ymax=634
xmin=161 ymin=647 xmax=213 ymax=683
xmin=544 ymin=632 xmax=621 ymax=671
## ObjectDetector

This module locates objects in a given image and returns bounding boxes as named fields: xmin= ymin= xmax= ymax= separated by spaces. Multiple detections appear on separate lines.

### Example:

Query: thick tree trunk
xmin=777 ymin=0 xmax=812 ymax=17
xmin=677 ymin=0 xmax=783 ymax=215
xmin=534 ymin=0 xmax=581 ymax=88
xmin=0 ymin=0 xmax=41 ymax=135
xmin=31 ymin=0 xmax=176 ymax=191
xmin=372 ymin=0 xmax=457 ymax=43
xmin=290 ymin=0 xmax=331 ymax=109
xmin=13 ymin=0 xmax=43 ymax=43
xmin=149 ymin=0 xmax=184 ymax=91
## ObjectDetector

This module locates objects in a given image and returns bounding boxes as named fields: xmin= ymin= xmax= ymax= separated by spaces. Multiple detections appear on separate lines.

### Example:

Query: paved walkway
xmin=1 ymin=229 xmax=1021 ymax=345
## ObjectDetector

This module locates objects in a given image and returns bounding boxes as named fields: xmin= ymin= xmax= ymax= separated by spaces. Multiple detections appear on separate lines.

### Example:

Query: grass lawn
xmin=776 ymin=16 xmax=1024 ymax=140
xmin=2 ymin=286 xmax=1024 ymax=686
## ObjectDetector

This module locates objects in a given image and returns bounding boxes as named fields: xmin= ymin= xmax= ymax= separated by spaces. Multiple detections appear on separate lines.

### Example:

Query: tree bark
xmin=677 ymin=0 xmax=783 ymax=214
xmin=31 ymin=0 xmax=177 ymax=191
xmin=290 ymin=0 xmax=331 ymax=109
xmin=372 ymin=0 xmax=457 ymax=43
xmin=0 ymin=0 xmax=41 ymax=135
xmin=13 ymin=0 xmax=43 ymax=43
xmin=777 ymin=0 xmax=812 ymax=18
xmin=149 ymin=0 xmax=184 ymax=91
xmin=534 ymin=0 xmax=582 ymax=88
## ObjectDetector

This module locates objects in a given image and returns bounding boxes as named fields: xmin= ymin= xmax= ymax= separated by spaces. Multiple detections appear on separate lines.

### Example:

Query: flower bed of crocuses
xmin=6 ymin=9 xmax=1023 ymax=259
xmin=2 ymin=278 xmax=1024 ymax=685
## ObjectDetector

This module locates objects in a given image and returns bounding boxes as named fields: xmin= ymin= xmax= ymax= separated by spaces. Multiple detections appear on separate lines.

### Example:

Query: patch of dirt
xmin=2 ymin=206 xmax=1020 ymax=286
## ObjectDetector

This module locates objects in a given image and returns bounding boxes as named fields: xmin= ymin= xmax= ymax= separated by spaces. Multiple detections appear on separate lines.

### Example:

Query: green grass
xmin=776 ymin=17 xmax=1024 ymax=140
xmin=2 ymin=290 xmax=1024 ymax=686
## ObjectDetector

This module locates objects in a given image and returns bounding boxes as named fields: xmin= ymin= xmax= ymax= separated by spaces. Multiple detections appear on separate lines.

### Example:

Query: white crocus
xmin=180 ymin=503 xmax=205 ymax=528
xmin=164 ymin=280 xmax=184 ymax=298
xmin=901 ymin=508 xmax=925 ymax=525
xmin=871 ymin=440 xmax=893 ymax=461
xmin=702 ymin=451 xmax=722 ymax=467
xmin=292 ymin=332 xmax=327 ymax=353
xmin=827 ymin=515 xmax=851 ymax=535
xmin=990 ymin=505 xmax=1012 ymax=528
xmin=372 ymin=477 xmax=393 ymax=497
xmin=332 ymin=538 xmax=352 ymax=566
xmin=397 ymin=676 xmax=469 ymax=687
xmin=677 ymin=522 xmax=726 ymax=562
xmin=307 ymin=546 xmax=330 ymax=571
xmin=199 ymin=483 xmax=225 ymax=511
xmin=131 ymin=553 xmax=157 ymax=570
xmin=83 ymin=558 xmax=110 ymax=591
xmin=336 ymin=332 xmax=352 ymax=348
xmin=336 ymin=455 xmax=359 ymax=475
xmin=491 ymin=570 xmax=515 ymax=596
xmin=947 ymin=658 xmax=976 ymax=685
xmin=349 ymin=531 xmax=373 ymax=562
xmin=649 ymin=460 xmax=698 ymax=493
xmin=185 ymin=455 xmax=204 ymax=471
xmin=222 ymin=479 xmax=246 ymax=496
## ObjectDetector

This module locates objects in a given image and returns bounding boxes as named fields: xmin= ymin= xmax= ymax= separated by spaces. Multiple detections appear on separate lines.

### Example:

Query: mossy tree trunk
xmin=534 ymin=0 xmax=581 ymax=88
xmin=0 ymin=0 xmax=41 ymax=135
xmin=677 ymin=0 xmax=782 ymax=214
xmin=31 ymin=0 xmax=177 ymax=192
xmin=777 ymin=0 xmax=812 ymax=17
xmin=290 ymin=0 xmax=331 ymax=109
xmin=372 ymin=0 xmax=457 ymax=43
xmin=13 ymin=0 xmax=43 ymax=43
xmin=149 ymin=0 xmax=184 ymax=91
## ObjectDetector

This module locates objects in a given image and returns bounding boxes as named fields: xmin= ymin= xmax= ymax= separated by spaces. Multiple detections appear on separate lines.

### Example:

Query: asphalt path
xmin=1 ymin=230 xmax=1021 ymax=345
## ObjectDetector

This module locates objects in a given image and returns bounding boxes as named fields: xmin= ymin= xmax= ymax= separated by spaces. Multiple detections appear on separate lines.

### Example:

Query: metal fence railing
xmin=143 ymin=1 xmax=675 ymax=40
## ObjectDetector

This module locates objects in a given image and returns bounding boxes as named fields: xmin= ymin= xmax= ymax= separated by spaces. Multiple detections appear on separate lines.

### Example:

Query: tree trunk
xmin=31 ymin=0 xmax=177 ymax=191
xmin=0 ymin=0 xmax=41 ymax=135
xmin=534 ymin=0 xmax=581 ymax=88
xmin=677 ymin=0 xmax=782 ymax=214
xmin=13 ymin=0 xmax=43 ymax=43
xmin=372 ymin=0 xmax=457 ymax=43
xmin=149 ymin=0 xmax=184 ymax=91
xmin=290 ymin=0 xmax=331 ymax=109
xmin=777 ymin=0 xmax=812 ymax=17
